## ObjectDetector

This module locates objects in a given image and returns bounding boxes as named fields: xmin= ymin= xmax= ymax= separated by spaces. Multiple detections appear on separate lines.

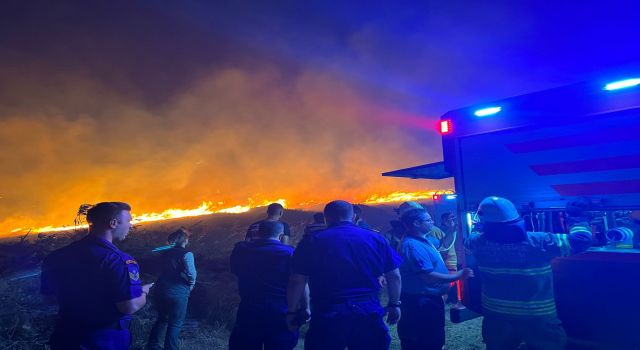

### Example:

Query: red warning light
xmin=439 ymin=120 xmax=452 ymax=135
xmin=432 ymin=194 xmax=442 ymax=201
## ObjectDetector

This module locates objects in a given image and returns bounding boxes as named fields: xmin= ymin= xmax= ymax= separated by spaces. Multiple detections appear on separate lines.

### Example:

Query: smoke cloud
xmin=0 ymin=5 xmax=443 ymax=234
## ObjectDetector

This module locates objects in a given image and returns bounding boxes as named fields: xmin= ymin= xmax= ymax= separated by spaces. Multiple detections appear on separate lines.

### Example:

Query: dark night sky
xmin=1 ymin=0 xmax=639 ymax=233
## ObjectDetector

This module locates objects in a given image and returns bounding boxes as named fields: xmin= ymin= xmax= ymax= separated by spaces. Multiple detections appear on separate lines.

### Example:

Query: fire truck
xmin=383 ymin=77 xmax=640 ymax=348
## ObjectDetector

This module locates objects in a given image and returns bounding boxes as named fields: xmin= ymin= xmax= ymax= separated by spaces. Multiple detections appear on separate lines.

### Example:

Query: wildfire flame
xmin=10 ymin=191 xmax=450 ymax=235
xmin=363 ymin=190 xmax=439 ymax=204
xmin=14 ymin=199 xmax=288 ymax=234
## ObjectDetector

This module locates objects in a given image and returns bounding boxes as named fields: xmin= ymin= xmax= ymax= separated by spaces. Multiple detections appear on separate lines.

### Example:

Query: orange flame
xmin=363 ymin=190 xmax=439 ymax=204
xmin=14 ymin=199 xmax=288 ymax=234
xmin=10 ymin=191 xmax=451 ymax=235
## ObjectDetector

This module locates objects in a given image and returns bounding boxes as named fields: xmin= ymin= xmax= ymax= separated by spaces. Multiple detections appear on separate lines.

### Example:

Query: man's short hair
xmin=401 ymin=208 xmax=428 ymax=228
xmin=258 ymin=220 xmax=284 ymax=238
xmin=86 ymin=202 xmax=131 ymax=226
xmin=324 ymin=200 xmax=354 ymax=223
xmin=168 ymin=227 xmax=190 ymax=245
xmin=267 ymin=203 xmax=284 ymax=216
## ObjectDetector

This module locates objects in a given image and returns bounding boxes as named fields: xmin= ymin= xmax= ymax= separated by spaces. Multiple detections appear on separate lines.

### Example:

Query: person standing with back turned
xmin=230 ymin=221 xmax=300 ymax=350
xmin=148 ymin=228 xmax=197 ymax=350
xmin=246 ymin=203 xmax=292 ymax=245
xmin=287 ymin=200 xmax=402 ymax=350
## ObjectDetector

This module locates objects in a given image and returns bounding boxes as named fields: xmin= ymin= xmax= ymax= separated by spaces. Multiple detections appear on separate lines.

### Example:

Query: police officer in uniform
xmin=41 ymin=202 xmax=153 ymax=349
xmin=287 ymin=200 xmax=402 ymax=350
xmin=229 ymin=221 xmax=300 ymax=350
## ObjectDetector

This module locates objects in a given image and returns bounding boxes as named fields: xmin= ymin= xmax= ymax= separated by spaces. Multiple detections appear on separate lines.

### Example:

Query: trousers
xmin=148 ymin=291 xmax=189 ymax=350
xmin=304 ymin=298 xmax=390 ymax=350
xmin=50 ymin=321 xmax=131 ymax=350
xmin=229 ymin=301 xmax=298 ymax=350
xmin=482 ymin=316 xmax=567 ymax=350
xmin=397 ymin=293 xmax=445 ymax=350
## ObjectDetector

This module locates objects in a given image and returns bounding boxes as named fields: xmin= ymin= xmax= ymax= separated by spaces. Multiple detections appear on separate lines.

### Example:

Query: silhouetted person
xmin=385 ymin=220 xmax=405 ymax=251
xmin=246 ymin=203 xmax=291 ymax=245
xmin=41 ymin=202 xmax=152 ymax=350
xmin=148 ymin=228 xmax=197 ymax=350
xmin=304 ymin=212 xmax=326 ymax=236
xmin=287 ymin=200 xmax=402 ymax=350
xmin=353 ymin=204 xmax=370 ymax=229
xmin=230 ymin=221 xmax=300 ymax=350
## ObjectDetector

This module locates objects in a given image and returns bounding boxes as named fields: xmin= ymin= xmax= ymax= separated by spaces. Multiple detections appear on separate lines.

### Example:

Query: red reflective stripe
xmin=552 ymin=179 xmax=640 ymax=196
xmin=530 ymin=154 xmax=640 ymax=175
xmin=506 ymin=126 xmax=640 ymax=153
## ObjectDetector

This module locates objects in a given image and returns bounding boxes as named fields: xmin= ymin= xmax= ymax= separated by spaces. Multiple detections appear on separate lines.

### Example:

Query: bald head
xmin=324 ymin=200 xmax=354 ymax=225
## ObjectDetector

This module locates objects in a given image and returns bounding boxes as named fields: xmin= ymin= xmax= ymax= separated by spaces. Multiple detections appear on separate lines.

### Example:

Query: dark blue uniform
xmin=229 ymin=239 xmax=298 ymax=350
xmin=41 ymin=235 xmax=142 ymax=350
xmin=292 ymin=222 xmax=401 ymax=350
xmin=245 ymin=220 xmax=291 ymax=241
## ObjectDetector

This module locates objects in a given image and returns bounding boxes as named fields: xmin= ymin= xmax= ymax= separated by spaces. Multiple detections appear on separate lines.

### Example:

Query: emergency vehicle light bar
xmin=474 ymin=106 xmax=501 ymax=117
xmin=604 ymin=78 xmax=640 ymax=91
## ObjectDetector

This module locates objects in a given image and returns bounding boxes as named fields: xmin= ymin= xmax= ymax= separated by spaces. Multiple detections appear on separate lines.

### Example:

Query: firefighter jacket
xmin=465 ymin=222 xmax=592 ymax=319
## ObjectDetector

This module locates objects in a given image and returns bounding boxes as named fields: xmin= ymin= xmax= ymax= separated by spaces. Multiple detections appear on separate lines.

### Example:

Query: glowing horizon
xmin=7 ymin=191 xmax=444 ymax=236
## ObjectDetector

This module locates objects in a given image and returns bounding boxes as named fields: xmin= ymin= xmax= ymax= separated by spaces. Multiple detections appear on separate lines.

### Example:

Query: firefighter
xmin=466 ymin=196 xmax=592 ymax=350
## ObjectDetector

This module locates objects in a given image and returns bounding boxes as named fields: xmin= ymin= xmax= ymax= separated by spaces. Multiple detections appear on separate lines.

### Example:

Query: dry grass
xmin=0 ymin=207 xmax=484 ymax=349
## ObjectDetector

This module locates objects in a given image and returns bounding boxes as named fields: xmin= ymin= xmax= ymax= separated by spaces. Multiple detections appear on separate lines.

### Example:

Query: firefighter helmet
xmin=477 ymin=196 xmax=520 ymax=223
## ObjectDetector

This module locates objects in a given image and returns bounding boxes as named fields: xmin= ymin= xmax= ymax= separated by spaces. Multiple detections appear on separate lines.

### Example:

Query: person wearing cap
xmin=41 ymin=202 xmax=153 ymax=349
xmin=230 ymin=221 xmax=301 ymax=350
xmin=465 ymin=196 xmax=592 ymax=350
xmin=287 ymin=200 xmax=402 ymax=350
xmin=395 ymin=201 xmax=442 ymax=249
xmin=397 ymin=207 xmax=474 ymax=350
xmin=148 ymin=228 xmax=197 ymax=350
xmin=245 ymin=203 xmax=292 ymax=245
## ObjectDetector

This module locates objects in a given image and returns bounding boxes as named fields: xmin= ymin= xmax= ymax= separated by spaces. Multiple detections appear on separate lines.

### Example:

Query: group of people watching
xmin=40 ymin=197 xmax=592 ymax=350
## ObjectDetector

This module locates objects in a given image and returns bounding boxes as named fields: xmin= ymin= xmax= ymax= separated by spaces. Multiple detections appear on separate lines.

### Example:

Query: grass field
xmin=0 ymin=206 xmax=484 ymax=349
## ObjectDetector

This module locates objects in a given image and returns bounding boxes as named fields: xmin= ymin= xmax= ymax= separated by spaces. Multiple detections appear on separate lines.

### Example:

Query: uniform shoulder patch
xmin=125 ymin=259 xmax=137 ymax=265
xmin=129 ymin=271 xmax=140 ymax=281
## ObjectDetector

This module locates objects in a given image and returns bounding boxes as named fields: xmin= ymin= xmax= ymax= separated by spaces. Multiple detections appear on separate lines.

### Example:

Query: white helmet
xmin=477 ymin=196 xmax=520 ymax=223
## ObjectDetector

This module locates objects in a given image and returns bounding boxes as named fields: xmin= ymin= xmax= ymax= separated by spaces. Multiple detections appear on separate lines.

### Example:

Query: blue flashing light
xmin=445 ymin=194 xmax=457 ymax=200
xmin=604 ymin=78 xmax=640 ymax=91
xmin=474 ymin=106 xmax=501 ymax=117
